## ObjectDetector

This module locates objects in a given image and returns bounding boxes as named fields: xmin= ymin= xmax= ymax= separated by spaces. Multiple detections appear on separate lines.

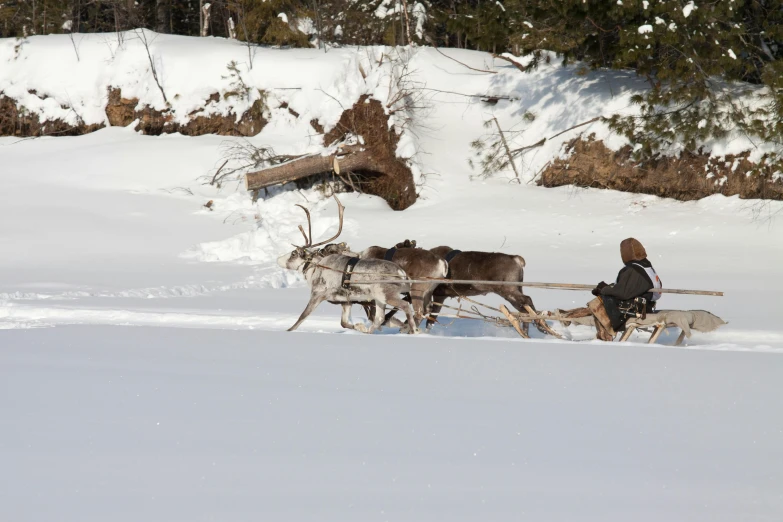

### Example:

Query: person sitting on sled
xmin=588 ymin=238 xmax=663 ymax=341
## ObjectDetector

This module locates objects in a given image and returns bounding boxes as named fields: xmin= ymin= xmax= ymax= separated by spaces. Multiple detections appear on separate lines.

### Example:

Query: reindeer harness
xmin=341 ymin=257 xmax=361 ymax=289
xmin=444 ymin=249 xmax=462 ymax=278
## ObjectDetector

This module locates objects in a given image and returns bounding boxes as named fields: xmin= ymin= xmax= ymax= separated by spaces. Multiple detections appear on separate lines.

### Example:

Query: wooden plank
xmin=499 ymin=304 xmax=529 ymax=338
xmin=619 ymin=326 xmax=636 ymax=342
xmin=648 ymin=325 xmax=665 ymax=344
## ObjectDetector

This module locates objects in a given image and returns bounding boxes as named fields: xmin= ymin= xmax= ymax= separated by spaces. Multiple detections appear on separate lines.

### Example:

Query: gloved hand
xmin=591 ymin=281 xmax=608 ymax=296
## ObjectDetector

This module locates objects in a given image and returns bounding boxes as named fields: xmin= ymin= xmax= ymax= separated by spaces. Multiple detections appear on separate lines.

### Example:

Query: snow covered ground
xmin=3 ymin=326 xmax=783 ymax=521
xmin=2 ymin=34 xmax=783 ymax=520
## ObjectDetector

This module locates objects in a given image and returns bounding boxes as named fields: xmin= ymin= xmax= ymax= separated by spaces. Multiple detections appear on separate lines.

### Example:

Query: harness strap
xmin=444 ymin=250 xmax=462 ymax=279
xmin=444 ymin=249 xmax=462 ymax=263
xmin=341 ymin=257 xmax=361 ymax=289
xmin=384 ymin=247 xmax=397 ymax=261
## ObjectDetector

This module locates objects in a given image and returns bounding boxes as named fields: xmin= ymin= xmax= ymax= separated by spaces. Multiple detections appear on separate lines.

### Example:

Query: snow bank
xmin=0 ymin=31 xmax=360 ymax=129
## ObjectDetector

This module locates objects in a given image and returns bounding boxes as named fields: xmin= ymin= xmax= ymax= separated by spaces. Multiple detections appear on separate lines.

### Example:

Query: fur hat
xmin=620 ymin=238 xmax=647 ymax=264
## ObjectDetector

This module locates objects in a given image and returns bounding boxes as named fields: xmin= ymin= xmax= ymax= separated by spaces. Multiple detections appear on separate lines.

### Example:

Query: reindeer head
xmin=277 ymin=195 xmax=346 ymax=273
xmin=277 ymin=246 xmax=313 ymax=271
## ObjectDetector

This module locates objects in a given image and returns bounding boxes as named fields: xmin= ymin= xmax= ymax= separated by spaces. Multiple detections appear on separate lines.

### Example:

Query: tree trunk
xmin=245 ymin=148 xmax=416 ymax=210
xmin=246 ymin=149 xmax=374 ymax=191
xmin=201 ymin=2 xmax=211 ymax=36
xmin=156 ymin=0 xmax=168 ymax=33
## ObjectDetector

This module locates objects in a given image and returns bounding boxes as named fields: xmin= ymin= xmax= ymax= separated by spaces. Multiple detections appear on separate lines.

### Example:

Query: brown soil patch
xmin=1 ymin=89 xmax=268 ymax=138
xmin=0 ymin=94 xmax=103 ymax=137
xmin=539 ymin=137 xmax=783 ymax=201
xmin=323 ymin=95 xmax=416 ymax=210
xmin=104 ymin=89 xmax=138 ymax=127
xmin=105 ymin=88 xmax=268 ymax=136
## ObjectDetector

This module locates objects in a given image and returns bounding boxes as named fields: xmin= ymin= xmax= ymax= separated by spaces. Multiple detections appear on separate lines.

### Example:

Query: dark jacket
xmin=601 ymin=258 xmax=659 ymax=304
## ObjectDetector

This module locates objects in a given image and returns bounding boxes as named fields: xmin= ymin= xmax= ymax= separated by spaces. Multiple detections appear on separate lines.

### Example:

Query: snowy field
xmin=3 ymin=326 xmax=783 ymax=521
xmin=2 ymin=34 xmax=783 ymax=520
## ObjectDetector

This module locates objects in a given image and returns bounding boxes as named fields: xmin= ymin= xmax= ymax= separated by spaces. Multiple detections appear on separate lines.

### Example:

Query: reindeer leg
xmin=388 ymin=296 xmax=419 ymax=334
xmin=288 ymin=295 xmax=324 ymax=331
xmin=341 ymin=303 xmax=368 ymax=333
xmin=498 ymin=290 xmax=531 ymax=335
xmin=425 ymin=294 xmax=445 ymax=331
xmin=409 ymin=284 xmax=427 ymax=325
xmin=362 ymin=302 xmax=375 ymax=322
xmin=367 ymin=302 xmax=385 ymax=334
xmin=500 ymin=289 xmax=555 ymax=337
xmin=420 ymin=283 xmax=438 ymax=323
xmin=382 ymin=308 xmax=404 ymax=329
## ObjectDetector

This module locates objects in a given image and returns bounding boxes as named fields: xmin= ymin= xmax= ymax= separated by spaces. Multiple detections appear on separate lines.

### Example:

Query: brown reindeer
xmin=359 ymin=239 xmax=448 ymax=326
xmin=426 ymin=246 xmax=539 ymax=333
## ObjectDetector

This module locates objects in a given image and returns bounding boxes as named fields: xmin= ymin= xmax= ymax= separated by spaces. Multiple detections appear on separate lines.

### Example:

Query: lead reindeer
xmin=426 ymin=246 xmax=546 ymax=335
xmin=277 ymin=196 xmax=419 ymax=334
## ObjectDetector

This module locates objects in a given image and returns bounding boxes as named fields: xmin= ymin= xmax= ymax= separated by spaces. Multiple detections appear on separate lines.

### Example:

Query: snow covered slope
xmin=1 ymin=34 xmax=782 ymax=520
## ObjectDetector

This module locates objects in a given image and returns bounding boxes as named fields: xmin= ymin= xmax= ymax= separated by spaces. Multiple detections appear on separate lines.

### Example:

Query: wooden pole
xmin=499 ymin=304 xmax=528 ymax=338
xmin=348 ymin=279 xmax=723 ymax=296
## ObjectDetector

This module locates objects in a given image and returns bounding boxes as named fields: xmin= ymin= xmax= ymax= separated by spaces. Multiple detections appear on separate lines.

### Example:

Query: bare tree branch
xmin=491 ymin=116 xmax=520 ymax=179
xmin=433 ymin=47 xmax=497 ymax=74
xmin=135 ymin=29 xmax=168 ymax=105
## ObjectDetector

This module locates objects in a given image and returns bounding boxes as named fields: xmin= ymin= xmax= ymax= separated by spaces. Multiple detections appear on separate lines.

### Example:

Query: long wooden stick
xmin=349 ymin=279 xmax=723 ymax=296
xmin=499 ymin=304 xmax=529 ymax=338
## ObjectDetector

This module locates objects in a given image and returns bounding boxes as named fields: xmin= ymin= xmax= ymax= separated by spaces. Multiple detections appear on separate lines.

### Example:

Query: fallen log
xmin=244 ymin=144 xmax=416 ymax=210
xmin=244 ymin=95 xmax=417 ymax=210
xmin=245 ymin=146 xmax=365 ymax=191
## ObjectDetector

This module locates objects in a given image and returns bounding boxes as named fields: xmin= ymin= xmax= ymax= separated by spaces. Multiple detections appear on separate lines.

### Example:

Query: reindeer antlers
xmin=293 ymin=195 xmax=345 ymax=248
xmin=294 ymin=204 xmax=312 ymax=247
xmin=309 ymin=195 xmax=345 ymax=248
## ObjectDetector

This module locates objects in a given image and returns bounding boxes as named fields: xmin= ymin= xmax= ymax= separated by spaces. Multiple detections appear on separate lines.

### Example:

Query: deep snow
xmin=2 ymin=33 xmax=783 ymax=520
xmin=3 ymin=326 xmax=783 ymax=522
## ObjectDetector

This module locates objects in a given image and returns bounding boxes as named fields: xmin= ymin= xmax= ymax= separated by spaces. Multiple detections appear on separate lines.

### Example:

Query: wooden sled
xmin=426 ymin=296 xmax=726 ymax=346
xmin=543 ymin=309 xmax=727 ymax=345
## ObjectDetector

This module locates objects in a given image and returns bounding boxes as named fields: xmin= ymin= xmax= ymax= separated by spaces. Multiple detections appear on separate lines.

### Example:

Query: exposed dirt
xmin=0 ymin=94 xmax=103 ymax=137
xmin=245 ymin=95 xmax=417 ymax=210
xmin=323 ymin=95 xmax=416 ymax=210
xmin=1 ymin=89 xmax=268 ymax=138
xmin=106 ymin=88 xmax=268 ymax=136
xmin=539 ymin=137 xmax=783 ymax=201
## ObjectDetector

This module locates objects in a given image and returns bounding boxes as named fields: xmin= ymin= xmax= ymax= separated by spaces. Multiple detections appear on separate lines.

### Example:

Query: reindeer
xmin=358 ymin=239 xmax=448 ymax=325
xmin=277 ymin=196 xmax=419 ymax=334
xmin=426 ymin=246 xmax=542 ymax=334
